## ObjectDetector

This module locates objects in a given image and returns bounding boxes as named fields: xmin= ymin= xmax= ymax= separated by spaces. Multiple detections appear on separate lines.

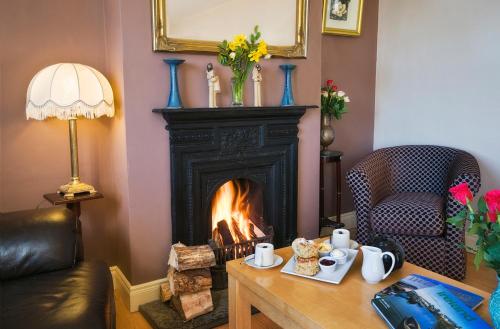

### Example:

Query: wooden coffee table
xmin=227 ymin=244 xmax=492 ymax=329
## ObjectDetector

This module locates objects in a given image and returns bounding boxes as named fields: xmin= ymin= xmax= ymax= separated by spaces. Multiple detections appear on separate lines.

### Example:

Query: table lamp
xmin=26 ymin=63 xmax=114 ymax=198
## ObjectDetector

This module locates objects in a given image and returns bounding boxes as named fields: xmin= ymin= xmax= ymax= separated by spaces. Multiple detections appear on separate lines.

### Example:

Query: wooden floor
xmin=116 ymin=253 xmax=497 ymax=329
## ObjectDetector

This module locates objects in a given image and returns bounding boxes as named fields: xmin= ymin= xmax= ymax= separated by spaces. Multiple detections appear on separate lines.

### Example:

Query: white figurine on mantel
xmin=206 ymin=63 xmax=220 ymax=108
xmin=252 ymin=64 xmax=263 ymax=107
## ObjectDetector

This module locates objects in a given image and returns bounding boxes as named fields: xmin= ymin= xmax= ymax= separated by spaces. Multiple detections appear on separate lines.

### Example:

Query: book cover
xmin=375 ymin=274 xmax=484 ymax=310
xmin=372 ymin=285 xmax=491 ymax=329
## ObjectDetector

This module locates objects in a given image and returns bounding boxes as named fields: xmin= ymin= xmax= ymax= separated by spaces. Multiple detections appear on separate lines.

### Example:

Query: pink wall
xmin=113 ymin=0 xmax=322 ymax=284
xmin=321 ymin=0 xmax=379 ymax=216
xmin=0 ymin=0 xmax=118 ymax=265
xmin=1 ymin=0 xmax=379 ymax=285
xmin=102 ymin=0 xmax=133 ymax=279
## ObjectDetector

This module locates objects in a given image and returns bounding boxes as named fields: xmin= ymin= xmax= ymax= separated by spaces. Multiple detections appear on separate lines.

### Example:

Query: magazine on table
xmin=372 ymin=285 xmax=491 ymax=329
xmin=374 ymin=274 xmax=484 ymax=310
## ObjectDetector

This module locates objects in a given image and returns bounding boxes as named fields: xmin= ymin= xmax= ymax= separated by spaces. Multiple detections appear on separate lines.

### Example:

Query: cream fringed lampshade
xmin=26 ymin=63 xmax=114 ymax=198
xmin=26 ymin=63 xmax=114 ymax=120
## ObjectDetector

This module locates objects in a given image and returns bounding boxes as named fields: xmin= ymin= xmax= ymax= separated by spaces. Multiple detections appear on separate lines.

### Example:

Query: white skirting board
xmin=110 ymin=266 xmax=167 ymax=312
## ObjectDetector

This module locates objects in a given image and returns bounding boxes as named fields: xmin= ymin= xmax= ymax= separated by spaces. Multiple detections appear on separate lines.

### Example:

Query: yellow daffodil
xmin=233 ymin=34 xmax=246 ymax=44
xmin=248 ymin=50 xmax=262 ymax=62
xmin=228 ymin=41 xmax=236 ymax=51
xmin=257 ymin=40 xmax=268 ymax=55
xmin=229 ymin=34 xmax=248 ymax=51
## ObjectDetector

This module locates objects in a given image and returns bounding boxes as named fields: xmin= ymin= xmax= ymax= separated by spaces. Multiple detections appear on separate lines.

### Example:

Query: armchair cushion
xmin=371 ymin=192 xmax=445 ymax=237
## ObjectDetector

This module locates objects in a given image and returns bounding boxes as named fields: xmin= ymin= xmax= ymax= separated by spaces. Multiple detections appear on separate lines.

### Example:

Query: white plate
xmin=280 ymin=249 xmax=359 ymax=284
xmin=244 ymin=254 xmax=284 ymax=269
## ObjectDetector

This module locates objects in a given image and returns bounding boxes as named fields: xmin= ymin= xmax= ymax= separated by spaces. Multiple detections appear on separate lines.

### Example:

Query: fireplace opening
xmin=210 ymin=179 xmax=266 ymax=246
xmin=208 ymin=178 xmax=273 ymax=289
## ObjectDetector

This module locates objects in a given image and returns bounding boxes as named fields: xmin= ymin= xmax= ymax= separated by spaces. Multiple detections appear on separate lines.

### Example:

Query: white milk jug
xmin=361 ymin=246 xmax=396 ymax=284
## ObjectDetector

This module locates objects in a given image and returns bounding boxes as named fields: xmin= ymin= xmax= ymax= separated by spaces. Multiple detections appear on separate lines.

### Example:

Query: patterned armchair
xmin=347 ymin=145 xmax=480 ymax=280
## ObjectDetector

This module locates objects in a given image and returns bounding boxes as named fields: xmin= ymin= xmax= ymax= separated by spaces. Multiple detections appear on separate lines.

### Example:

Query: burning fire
xmin=211 ymin=180 xmax=264 ymax=245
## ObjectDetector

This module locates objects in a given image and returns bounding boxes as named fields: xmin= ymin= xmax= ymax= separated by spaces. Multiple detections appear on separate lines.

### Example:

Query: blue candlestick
xmin=164 ymin=58 xmax=185 ymax=108
xmin=280 ymin=64 xmax=296 ymax=106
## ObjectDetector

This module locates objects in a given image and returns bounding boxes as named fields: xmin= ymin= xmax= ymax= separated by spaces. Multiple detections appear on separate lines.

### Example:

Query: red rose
xmin=485 ymin=190 xmax=500 ymax=223
xmin=333 ymin=85 xmax=338 ymax=92
xmin=449 ymin=183 xmax=473 ymax=205
xmin=326 ymin=80 xmax=334 ymax=87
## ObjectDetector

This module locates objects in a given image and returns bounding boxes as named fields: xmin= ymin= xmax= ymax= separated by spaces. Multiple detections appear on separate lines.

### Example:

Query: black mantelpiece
xmin=154 ymin=106 xmax=316 ymax=248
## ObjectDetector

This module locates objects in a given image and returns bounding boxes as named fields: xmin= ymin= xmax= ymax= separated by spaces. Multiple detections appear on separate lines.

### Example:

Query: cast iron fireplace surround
xmin=154 ymin=106 xmax=315 ymax=248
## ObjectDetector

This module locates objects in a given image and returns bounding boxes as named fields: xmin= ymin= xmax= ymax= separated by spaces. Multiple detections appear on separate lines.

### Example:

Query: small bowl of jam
xmin=318 ymin=256 xmax=337 ymax=273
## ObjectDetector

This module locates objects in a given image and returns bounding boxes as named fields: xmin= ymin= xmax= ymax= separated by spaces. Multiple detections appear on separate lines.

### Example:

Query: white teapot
xmin=361 ymin=246 xmax=396 ymax=284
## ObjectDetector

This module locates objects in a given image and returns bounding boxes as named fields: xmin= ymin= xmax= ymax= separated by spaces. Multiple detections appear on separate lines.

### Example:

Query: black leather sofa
xmin=0 ymin=207 xmax=115 ymax=329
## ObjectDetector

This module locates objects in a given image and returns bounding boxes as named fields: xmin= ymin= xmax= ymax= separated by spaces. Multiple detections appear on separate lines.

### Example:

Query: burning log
xmin=171 ymin=289 xmax=214 ymax=321
xmin=231 ymin=217 xmax=247 ymax=243
xmin=212 ymin=227 xmax=224 ymax=248
xmin=216 ymin=220 xmax=235 ymax=245
xmin=248 ymin=223 xmax=258 ymax=239
xmin=168 ymin=243 xmax=216 ymax=272
xmin=167 ymin=267 xmax=212 ymax=295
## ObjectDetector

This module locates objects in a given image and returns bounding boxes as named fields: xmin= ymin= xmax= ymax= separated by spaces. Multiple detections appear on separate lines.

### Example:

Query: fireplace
xmin=154 ymin=106 xmax=312 ymax=263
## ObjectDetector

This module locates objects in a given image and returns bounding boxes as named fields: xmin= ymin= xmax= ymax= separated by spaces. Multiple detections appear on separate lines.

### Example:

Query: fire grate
xmin=209 ymin=226 xmax=273 ymax=265
xmin=208 ymin=226 xmax=274 ymax=290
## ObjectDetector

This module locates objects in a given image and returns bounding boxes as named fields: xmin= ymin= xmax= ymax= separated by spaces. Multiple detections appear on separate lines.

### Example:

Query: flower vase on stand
xmin=320 ymin=79 xmax=350 ymax=151
xmin=491 ymin=275 xmax=500 ymax=329
xmin=320 ymin=113 xmax=335 ymax=151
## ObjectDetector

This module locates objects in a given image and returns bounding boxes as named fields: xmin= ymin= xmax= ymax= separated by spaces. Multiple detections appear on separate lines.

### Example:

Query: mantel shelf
xmin=153 ymin=105 xmax=318 ymax=126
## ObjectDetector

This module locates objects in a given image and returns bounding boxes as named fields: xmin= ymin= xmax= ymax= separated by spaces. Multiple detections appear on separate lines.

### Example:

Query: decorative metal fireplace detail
xmin=154 ymin=106 xmax=313 ymax=251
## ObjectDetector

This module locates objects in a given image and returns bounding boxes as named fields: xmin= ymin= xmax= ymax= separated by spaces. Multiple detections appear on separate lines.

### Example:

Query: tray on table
xmin=280 ymin=249 xmax=359 ymax=284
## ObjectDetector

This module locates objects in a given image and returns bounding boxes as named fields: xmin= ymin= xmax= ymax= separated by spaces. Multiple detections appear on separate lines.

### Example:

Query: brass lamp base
xmin=58 ymin=180 xmax=96 ymax=198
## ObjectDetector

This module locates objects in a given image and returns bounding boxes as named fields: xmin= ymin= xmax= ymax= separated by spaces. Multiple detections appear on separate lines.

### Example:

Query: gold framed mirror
xmin=151 ymin=0 xmax=308 ymax=58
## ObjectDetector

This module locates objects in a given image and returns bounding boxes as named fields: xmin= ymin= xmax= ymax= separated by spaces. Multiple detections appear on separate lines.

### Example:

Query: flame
xmin=211 ymin=180 xmax=256 ymax=243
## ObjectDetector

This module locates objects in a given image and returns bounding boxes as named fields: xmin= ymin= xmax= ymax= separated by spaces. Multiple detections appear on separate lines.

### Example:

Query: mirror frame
xmin=151 ymin=0 xmax=308 ymax=58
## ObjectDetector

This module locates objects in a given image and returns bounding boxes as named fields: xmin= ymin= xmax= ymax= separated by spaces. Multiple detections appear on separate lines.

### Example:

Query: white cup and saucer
xmin=244 ymin=243 xmax=284 ymax=269
xmin=329 ymin=228 xmax=359 ymax=250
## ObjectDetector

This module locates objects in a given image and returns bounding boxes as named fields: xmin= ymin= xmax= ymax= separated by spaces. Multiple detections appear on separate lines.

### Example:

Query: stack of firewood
xmin=160 ymin=243 xmax=216 ymax=321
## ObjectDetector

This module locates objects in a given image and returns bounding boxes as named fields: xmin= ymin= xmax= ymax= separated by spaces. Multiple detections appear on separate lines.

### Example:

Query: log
xmin=217 ymin=220 xmax=235 ymax=245
xmin=160 ymin=282 xmax=172 ymax=302
xmin=248 ymin=223 xmax=258 ymax=239
xmin=171 ymin=289 xmax=213 ymax=321
xmin=231 ymin=217 xmax=247 ymax=243
xmin=168 ymin=243 xmax=216 ymax=272
xmin=168 ymin=266 xmax=212 ymax=295
xmin=212 ymin=227 xmax=224 ymax=248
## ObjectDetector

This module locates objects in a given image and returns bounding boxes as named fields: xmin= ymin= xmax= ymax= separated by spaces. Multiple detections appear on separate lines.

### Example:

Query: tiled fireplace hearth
xmin=154 ymin=106 xmax=313 ymax=250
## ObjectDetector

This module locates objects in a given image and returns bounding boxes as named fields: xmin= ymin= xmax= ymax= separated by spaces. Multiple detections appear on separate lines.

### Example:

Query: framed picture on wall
xmin=322 ymin=0 xmax=364 ymax=36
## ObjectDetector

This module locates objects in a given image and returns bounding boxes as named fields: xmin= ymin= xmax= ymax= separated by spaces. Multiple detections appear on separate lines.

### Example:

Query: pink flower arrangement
xmin=448 ymin=183 xmax=500 ymax=274
xmin=321 ymin=80 xmax=350 ymax=120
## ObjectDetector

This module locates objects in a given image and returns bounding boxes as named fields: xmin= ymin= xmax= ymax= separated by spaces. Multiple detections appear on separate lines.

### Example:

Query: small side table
xmin=319 ymin=150 xmax=344 ymax=236
xmin=43 ymin=192 xmax=104 ymax=260
xmin=44 ymin=192 xmax=104 ymax=218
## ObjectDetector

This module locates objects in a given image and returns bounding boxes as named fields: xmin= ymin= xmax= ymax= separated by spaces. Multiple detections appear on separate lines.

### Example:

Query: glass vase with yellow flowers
xmin=218 ymin=26 xmax=270 ymax=106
